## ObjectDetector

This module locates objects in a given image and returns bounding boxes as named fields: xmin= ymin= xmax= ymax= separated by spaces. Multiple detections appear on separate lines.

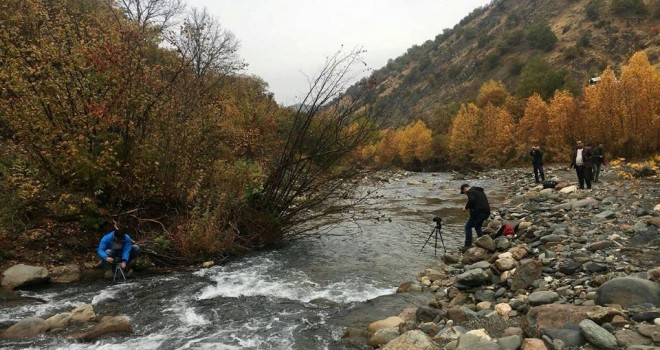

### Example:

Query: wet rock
xmin=1 ymin=317 xmax=48 ymax=339
xmin=381 ymin=329 xmax=439 ymax=350
xmin=1 ymin=264 xmax=49 ymax=289
xmin=44 ymin=312 xmax=72 ymax=331
xmin=397 ymin=281 xmax=413 ymax=293
xmin=49 ymin=264 xmax=81 ymax=284
xmin=579 ymin=319 xmax=617 ymax=349
xmin=511 ymin=260 xmax=542 ymax=290
xmin=595 ymin=277 xmax=660 ymax=307
xmin=71 ymin=304 xmax=96 ymax=322
xmin=70 ymin=316 xmax=132 ymax=343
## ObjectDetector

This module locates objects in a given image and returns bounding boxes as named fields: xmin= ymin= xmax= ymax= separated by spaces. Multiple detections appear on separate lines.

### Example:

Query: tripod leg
xmin=438 ymin=226 xmax=446 ymax=253
xmin=434 ymin=228 xmax=438 ymax=256
xmin=421 ymin=228 xmax=436 ymax=252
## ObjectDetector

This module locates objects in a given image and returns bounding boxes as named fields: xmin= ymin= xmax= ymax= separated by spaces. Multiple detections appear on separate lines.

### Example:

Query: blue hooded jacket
xmin=97 ymin=231 xmax=132 ymax=262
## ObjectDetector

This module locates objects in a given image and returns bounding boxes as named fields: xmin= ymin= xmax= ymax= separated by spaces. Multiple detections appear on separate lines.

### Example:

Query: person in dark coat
xmin=529 ymin=146 xmax=545 ymax=184
xmin=460 ymin=184 xmax=491 ymax=251
xmin=570 ymin=140 xmax=594 ymax=189
xmin=592 ymin=144 xmax=605 ymax=182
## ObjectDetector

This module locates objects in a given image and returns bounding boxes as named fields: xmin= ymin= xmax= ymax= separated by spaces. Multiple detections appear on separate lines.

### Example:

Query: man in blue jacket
xmin=97 ymin=228 xmax=140 ymax=269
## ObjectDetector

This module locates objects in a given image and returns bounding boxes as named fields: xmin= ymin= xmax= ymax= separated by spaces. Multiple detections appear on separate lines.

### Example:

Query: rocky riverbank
xmin=347 ymin=165 xmax=660 ymax=350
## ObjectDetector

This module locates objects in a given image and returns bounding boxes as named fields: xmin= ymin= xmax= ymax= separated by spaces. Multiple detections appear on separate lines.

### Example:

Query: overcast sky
xmin=185 ymin=0 xmax=491 ymax=105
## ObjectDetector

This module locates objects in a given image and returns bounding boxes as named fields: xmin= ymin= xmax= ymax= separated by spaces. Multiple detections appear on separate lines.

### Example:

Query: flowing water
xmin=1 ymin=172 xmax=505 ymax=350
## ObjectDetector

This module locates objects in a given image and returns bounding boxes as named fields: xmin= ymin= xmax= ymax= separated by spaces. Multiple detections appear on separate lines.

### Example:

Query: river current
xmin=1 ymin=172 xmax=505 ymax=349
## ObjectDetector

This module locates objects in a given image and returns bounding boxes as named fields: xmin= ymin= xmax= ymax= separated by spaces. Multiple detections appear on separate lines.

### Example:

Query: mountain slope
xmin=347 ymin=0 xmax=659 ymax=124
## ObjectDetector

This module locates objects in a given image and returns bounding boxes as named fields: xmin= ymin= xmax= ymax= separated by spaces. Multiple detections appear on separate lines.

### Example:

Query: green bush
xmin=526 ymin=24 xmax=558 ymax=52
xmin=610 ymin=0 xmax=648 ymax=17
xmin=516 ymin=56 xmax=566 ymax=99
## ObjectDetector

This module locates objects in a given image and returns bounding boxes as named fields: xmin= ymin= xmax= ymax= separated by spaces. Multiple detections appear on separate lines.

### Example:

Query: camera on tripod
xmin=422 ymin=216 xmax=446 ymax=255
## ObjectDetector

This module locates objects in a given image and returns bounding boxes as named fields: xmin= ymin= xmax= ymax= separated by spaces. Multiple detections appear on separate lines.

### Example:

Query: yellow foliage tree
xmin=475 ymin=104 xmax=515 ymax=166
xmin=447 ymin=103 xmax=482 ymax=164
xmin=394 ymin=120 xmax=433 ymax=164
xmin=476 ymin=80 xmax=509 ymax=107
xmin=619 ymin=51 xmax=660 ymax=157
xmin=546 ymin=90 xmax=580 ymax=161
xmin=517 ymin=94 xmax=549 ymax=155
xmin=583 ymin=68 xmax=623 ymax=153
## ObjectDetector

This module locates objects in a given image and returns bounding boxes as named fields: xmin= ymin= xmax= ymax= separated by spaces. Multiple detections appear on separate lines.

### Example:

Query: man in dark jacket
xmin=460 ymin=184 xmax=491 ymax=250
xmin=592 ymin=144 xmax=605 ymax=183
xmin=97 ymin=227 xmax=140 ymax=270
xmin=570 ymin=140 xmax=594 ymax=189
xmin=529 ymin=146 xmax=545 ymax=184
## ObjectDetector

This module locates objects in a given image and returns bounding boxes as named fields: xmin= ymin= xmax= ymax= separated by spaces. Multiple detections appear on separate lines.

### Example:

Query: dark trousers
xmin=464 ymin=211 xmax=489 ymax=246
xmin=575 ymin=166 xmax=592 ymax=189
xmin=102 ymin=245 xmax=140 ymax=266
xmin=593 ymin=163 xmax=602 ymax=182
xmin=533 ymin=164 xmax=545 ymax=183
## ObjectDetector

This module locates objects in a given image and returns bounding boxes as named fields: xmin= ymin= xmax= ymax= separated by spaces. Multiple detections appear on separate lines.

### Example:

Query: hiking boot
xmin=459 ymin=245 xmax=471 ymax=253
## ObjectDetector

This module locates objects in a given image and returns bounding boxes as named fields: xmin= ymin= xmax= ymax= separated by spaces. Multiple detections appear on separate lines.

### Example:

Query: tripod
xmin=113 ymin=264 xmax=127 ymax=283
xmin=421 ymin=221 xmax=446 ymax=256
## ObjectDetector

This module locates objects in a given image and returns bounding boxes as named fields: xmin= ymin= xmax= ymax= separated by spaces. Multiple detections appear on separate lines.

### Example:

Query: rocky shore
xmin=346 ymin=166 xmax=660 ymax=350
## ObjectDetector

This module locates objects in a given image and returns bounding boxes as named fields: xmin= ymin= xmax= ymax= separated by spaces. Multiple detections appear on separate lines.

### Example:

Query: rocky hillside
xmin=347 ymin=0 xmax=660 ymax=124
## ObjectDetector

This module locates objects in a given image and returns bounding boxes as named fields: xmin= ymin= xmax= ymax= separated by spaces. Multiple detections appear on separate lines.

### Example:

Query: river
xmin=1 ymin=172 xmax=505 ymax=349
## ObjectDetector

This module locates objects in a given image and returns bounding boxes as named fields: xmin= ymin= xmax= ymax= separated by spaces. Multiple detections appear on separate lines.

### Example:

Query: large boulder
xmin=368 ymin=316 xmax=404 ymax=333
xmin=1 ymin=264 xmax=49 ymax=289
xmin=523 ymin=304 xmax=603 ymax=338
xmin=49 ymin=264 xmax=81 ymax=284
xmin=70 ymin=316 xmax=132 ymax=342
xmin=461 ymin=247 xmax=491 ymax=265
xmin=595 ymin=277 xmax=660 ymax=307
xmin=368 ymin=328 xmax=400 ymax=347
xmin=455 ymin=268 xmax=490 ymax=287
xmin=455 ymin=333 xmax=500 ymax=350
xmin=511 ymin=260 xmax=542 ymax=291
xmin=381 ymin=330 xmax=439 ymax=350
xmin=1 ymin=317 xmax=48 ymax=339
xmin=45 ymin=312 xmax=72 ymax=331
xmin=71 ymin=304 xmax=96 ymax=322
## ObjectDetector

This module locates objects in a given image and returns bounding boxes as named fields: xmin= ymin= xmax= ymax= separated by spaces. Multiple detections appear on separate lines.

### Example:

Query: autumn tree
xmin=447 ymin=103 xmax=482 ymax=165
xmin=516 ymin=94 xmax=549 ymax=156
xmin=474 ymin=104 xmax=515 ymax=167
xmin=476 ymin=80 xmax=509 ymax=108
xmin=618 ymin=51 xmax=660 ymax=157
xmin=546 ymin=90 xmax=580 ymax=161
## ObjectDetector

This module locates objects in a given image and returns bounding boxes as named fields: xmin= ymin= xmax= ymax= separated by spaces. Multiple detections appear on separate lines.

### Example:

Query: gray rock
xmin=464 ymin=261 xmax=491 ymax=270
xmin=583 ymin=262 xmax=608 ymax=273
xmin=543 ymin=327 xmax=587 ymax=347
xmin=614 ymin=329 xmax=653 ymax=347
xmin=69 ymin=316 xmax=132 ymax=342
xmin=585 ymin=241 xmax=614 ymax=252
xmin=475 ymin=235 xmax=496 ymax=252
xmin=474 ymin=289 xmax=495 ymax=302
xmin=540 ymin=234 xmax=564 ymax=243
xmin=594 ymin=210 xmax=616 ymax=220
xmin=528 ymin=291 xmax=560 ymax=306
xmin=455 ymin=268 xmax=490 ymax=287
xmin=436 ymin=326 xmax=467 ymax=341
xmin=496 ymin=335 xmax=522 ymax=350
xmin=595 ymin=277 xmax=660 ymax=307
xmin=558 ymin=260 xmax=581 ymax=275
xmin=1 ymin=264 xmax=49 ymax=289
xmin=368 ymin=327 xmax=400 ymax=347
xmin=49 ymin=265 xmax=81 ymax=284
xmin=579 ymin=319 xmax=617 ymax=349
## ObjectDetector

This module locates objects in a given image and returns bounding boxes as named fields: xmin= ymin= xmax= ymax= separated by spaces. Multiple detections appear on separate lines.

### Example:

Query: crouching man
xmin=97 ymin=227 xmax=140 ymax=270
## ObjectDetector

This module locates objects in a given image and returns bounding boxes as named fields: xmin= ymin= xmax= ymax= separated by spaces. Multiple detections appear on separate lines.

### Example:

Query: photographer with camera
xmin=529 ymin=146 xmax=545 ymax=184
xmin=459 ymin=184 xmax=491 ymax=252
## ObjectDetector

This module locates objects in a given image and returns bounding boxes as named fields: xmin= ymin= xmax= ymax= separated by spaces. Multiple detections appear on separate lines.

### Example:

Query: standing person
xmin=570 ymin=140 xmax=594 ymax=189
xmin=529 ymin=146 xmax=545 ymax=184
xmin=97 ymin=227 xmax=140 ymax=270
xmin=592 ymin=144 xmax=605 ymax=182
xmin=459 ymin=184 xmax=491 ymax=251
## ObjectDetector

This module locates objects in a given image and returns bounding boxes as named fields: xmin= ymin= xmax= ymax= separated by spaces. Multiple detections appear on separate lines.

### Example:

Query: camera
xmin=433 ymin=216 xmax=442 ymax=224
